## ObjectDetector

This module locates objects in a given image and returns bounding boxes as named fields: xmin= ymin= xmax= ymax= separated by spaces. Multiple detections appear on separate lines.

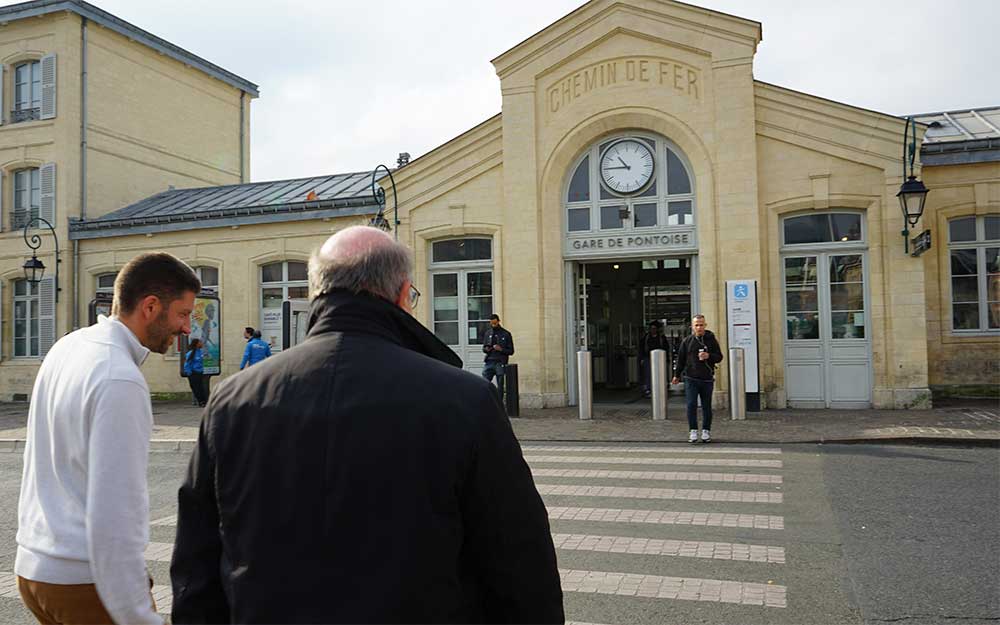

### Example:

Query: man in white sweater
xmin=16 ymin=252 xmax=201 ymax=625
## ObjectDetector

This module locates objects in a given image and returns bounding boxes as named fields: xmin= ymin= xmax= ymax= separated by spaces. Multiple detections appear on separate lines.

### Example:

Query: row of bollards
xmin=576 ymin=347 xmax=746 ymax=420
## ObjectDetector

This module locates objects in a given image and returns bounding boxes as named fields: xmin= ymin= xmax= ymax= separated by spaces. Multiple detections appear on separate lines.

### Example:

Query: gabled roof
xmin=912 ymin=106 xmax=1000 ymax=166
xmin=0 ymin=0 xmax=258 ymax=96
xmin=69 ymin=172 xmax=381 ymax=239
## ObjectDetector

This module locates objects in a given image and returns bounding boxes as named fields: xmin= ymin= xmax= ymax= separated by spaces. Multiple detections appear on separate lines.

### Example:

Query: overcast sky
xmin=11 ymin=0 xmax=999 ymax=182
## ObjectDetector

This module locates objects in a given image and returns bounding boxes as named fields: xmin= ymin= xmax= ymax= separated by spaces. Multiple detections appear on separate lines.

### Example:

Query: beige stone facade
xmin=0 ymin=2 xmax=255 ymax=400
xmin=2 ymin=0 xmax=997 ymax=407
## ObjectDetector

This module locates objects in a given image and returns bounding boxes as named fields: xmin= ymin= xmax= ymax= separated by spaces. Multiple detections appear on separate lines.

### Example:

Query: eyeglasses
xmin=407 ymin=284 xmax=421 ymax=309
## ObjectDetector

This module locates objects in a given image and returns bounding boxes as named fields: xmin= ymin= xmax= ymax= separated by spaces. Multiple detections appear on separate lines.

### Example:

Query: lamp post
xmin=897 ymin=116 xmax=930 ymax=255
xmin=21 ymin=216 xmax=60 ymax=302
xmin=369 ymin=164 xmax=399 ymax=240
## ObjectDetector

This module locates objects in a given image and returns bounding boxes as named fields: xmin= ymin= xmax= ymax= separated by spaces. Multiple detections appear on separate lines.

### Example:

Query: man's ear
xmin=395 ymin=279 xmax=412 ymax=312
xmin=139 ymin=295 xmax=161 ymax=321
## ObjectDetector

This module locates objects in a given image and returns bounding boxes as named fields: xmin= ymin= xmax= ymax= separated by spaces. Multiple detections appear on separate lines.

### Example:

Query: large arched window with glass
xmin=564 ymin=134 xmax=695 ymax=234
xmin=259 ymin=260 xmax=308 ymax=351
xmin=429 ymin=238 xmax=493 ymax=374
xmin=781 ymin=211 xmax=871 ymax=408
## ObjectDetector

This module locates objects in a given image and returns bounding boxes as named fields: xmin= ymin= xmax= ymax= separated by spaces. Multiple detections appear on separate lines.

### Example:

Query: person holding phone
xmin=672 ymin=314 xmax=723 ymax=443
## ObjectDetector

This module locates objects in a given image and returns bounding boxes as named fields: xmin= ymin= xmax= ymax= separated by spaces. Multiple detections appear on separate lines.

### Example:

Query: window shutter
xmin=40 ymin=54 xmax=56 ymax=120
xmin=0 ymin=280 xmax=3 ymax=360
xmin=0 ymin=170 xmax=4 ymax=233
xmin=0 ymin=64 xmax=5 ymax=125
xmin=39 ymin=162 xmax=55 ymax=224
xmin=38 ymin=276 xmax=55 ymax=358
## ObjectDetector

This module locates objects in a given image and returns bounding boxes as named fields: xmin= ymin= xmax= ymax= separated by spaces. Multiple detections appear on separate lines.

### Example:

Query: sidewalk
xmin=0 ymin=398 xmax=996 ymax=452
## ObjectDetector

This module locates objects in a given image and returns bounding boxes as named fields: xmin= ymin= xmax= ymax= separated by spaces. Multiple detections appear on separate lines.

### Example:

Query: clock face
xmin=600 ymin=139 xmax=654 ymax=194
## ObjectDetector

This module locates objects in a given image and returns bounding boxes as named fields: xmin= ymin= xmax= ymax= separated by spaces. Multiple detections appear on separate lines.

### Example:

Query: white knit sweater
xmin=16 ymin=315 xmax=162 ymax=625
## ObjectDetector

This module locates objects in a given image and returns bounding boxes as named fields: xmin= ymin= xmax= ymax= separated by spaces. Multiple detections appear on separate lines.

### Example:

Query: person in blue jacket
xmin=241 ymin=330 xmax=272 ymax=369
xmin=184 ymin=338 xmax=209 ymax=407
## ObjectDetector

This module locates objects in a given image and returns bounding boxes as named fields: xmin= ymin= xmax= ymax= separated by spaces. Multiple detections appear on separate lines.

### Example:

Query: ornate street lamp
xmin=897 ymin=116 xmax=930 ymax=255
xmin=369 ymin=161 xmax=401 ymax=241
xmin=22 ymin=216 xmax=60 ymax=301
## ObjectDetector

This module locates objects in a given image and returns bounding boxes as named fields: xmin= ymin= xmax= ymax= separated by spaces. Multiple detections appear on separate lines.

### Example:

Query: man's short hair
xmin=308 ymin=228 xmax=413 ymax=302
xmin=490 ymin=314 xmax=500 ymax=321
xmin=649 ymin=320 xmax=662 ymax=328
xmin=111 ymin=252 xmax=200 ymax=316
xmin=253 ymin=330 xmax=262 ymax=339
xmin=692 ymin=314 xmax=706 ymax=322
xmin=245 ymin=326 xmax=254 ymax=335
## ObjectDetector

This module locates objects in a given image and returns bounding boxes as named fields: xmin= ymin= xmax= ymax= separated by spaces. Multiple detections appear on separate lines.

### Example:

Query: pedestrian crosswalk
xmin=523 ymin=442 xmax=789 ymax=619
xmin=2 ymin=441 xmax=789 ymax=622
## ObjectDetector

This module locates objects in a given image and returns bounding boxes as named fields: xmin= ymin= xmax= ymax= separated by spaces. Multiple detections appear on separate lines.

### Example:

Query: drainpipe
xmin=73 ymin=16 xmax=88 ymax=330
xmin=239 ymin=91 xmax=245 ymax=182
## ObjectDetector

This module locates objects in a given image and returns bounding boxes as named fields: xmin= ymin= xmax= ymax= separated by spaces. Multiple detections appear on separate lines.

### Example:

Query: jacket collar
xmin=306 ymin=290 xmax=462 ymax=368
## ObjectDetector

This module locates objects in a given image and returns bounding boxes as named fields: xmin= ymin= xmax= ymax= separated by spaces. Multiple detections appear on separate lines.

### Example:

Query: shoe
xmin=701 ymin=429 xmax=711 ymax=443
xmin=688 ymin=430 xmax=698 ymax=443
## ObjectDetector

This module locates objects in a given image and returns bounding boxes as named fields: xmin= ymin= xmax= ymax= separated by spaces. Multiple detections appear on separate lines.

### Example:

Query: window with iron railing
xmin=11 ymin=167 xmax=40 ymax=229
xmin=12 ymin=60 xmax=41 ymax=123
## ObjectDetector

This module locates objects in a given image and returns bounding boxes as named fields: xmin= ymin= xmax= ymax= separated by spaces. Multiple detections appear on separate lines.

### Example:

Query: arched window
xmin=947 ymin=215 xmax=1000 ymax=332
xmin=564 ymin=134 xmax=695 ymax=234
xmin=429 ymin=238 xmax=493 ymax=373
xmin=193 ymin=266 xmax=219 ymax=293
xmin=259 ymin=261 xmax=308 ymax=351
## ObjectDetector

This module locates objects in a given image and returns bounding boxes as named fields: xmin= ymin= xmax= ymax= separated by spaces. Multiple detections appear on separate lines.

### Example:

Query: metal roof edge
xmin=0 ymin=0 xmax=259 ymax=96
xmin=69 ymin=203 xmax=379 ymax=240
xmin=69 ymin=196 xmax=376 ymax=234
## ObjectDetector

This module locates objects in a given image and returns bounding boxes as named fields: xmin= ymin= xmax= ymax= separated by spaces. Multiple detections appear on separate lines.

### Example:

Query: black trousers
xmin=188 ymin=372 xmax=208 ymax=406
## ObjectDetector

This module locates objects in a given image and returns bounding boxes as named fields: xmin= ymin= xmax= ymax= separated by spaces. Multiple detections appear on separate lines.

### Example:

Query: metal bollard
xmin=729 ymin=347 xmax=746 ymax=420
xmin=650 ymin=348 xmax=668 ymax=421
xmin=504 ymin=364 xmax=519 ymax=417
xmin=577 ymin=350 xmax=593 ymax=420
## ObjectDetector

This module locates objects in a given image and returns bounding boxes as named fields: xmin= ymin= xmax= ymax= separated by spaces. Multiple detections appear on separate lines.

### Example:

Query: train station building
xmin=2 ymin=0 xmax=997 ymax=408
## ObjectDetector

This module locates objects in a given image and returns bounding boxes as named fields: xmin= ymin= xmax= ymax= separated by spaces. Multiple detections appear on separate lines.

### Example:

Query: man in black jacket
xmin=170 ymin=226 xmax=563 ymax=624
xmin=671 ymin=314 xmax=724 ymax=444
xmin=638 ymin=320 xmax=668 ymax=398
xmin=482 ymin=314 xmax=514 ymax=401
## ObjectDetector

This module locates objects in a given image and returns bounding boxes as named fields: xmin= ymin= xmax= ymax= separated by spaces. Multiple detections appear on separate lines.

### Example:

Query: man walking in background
xmin=171 ymin=226 xmax=562 ymax=623
xmin=639 ymin=320 xmax=668 ymax=398
xmin=482 ymin=313 xmax=515 ymax=401
xmin=16 ymin=252 xmax=200 ymax=625
xmin=672 ymin=314 xmax=724 ymax=443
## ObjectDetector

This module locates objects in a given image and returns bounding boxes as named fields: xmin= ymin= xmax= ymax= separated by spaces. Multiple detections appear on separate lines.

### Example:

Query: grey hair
xmin=308 ymin=237 xmax=413 ymax=302
xmin=692 ymin=314 xmax=706 ymax=321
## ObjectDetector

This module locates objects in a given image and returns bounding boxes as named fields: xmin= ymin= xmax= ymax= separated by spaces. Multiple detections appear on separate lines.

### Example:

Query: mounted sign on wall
xmin=726 ymin=279 xmax=760 ymax=410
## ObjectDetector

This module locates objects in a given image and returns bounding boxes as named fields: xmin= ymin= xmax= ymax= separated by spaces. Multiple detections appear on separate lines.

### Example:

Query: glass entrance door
xmin=783 ymin=253 xmax=871 ymax=407
xmin=431 ymin=270 xmax=493 ymax=375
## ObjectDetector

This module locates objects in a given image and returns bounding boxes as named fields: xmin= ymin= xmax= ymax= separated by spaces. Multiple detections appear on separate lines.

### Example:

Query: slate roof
xmin=69 ymin=172 xmax=382 ymax=239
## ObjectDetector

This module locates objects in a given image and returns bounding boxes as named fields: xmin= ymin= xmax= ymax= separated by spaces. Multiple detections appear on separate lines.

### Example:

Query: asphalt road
xmin=0 ymin=443 xmax=995 ymax=624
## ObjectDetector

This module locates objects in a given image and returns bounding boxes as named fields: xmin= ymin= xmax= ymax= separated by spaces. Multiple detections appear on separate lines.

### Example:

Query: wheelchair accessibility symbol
xmin=733 ymin=284 xmax=749 ymax=299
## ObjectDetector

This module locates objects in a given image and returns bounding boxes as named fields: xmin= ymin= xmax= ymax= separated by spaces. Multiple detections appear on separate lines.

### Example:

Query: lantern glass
xmin=897 ymin=177 xmax=929 ymax=226
xmin=22 ymin=255 xmax=45 ymax=284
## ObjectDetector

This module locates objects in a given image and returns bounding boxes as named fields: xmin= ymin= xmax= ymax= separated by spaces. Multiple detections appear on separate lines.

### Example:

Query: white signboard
xmin=726 ymin=279 xmax=759 ymax=393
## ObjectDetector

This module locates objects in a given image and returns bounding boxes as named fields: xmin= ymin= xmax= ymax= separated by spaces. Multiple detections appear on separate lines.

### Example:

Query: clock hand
xmin=617 ymin=156 xmax=631 ymax=170
xmin=604 ymin=166 xmax=629 ymax=170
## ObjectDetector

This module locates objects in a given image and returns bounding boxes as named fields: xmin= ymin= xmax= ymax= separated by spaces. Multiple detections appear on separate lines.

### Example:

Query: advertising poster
xmin=725 ymin=280 xmax=760 ymax=393
xmin=187 ymin=294 xmax=222 ymax=375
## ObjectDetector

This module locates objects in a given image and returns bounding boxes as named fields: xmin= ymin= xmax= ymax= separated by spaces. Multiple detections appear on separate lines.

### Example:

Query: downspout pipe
xmin=239 ymin=91 xmax=245 ymax=183
xmin=73 ymin=16 xmax=88 ymax=330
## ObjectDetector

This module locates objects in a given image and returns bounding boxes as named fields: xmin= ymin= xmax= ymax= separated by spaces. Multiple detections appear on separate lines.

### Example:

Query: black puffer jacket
xmin=171 ymin=290 xmax=564 ymax=624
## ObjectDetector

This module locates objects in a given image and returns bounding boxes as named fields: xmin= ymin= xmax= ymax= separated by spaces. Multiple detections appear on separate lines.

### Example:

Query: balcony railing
xmin=10 ymin=107 xmax=40 ymax=123
xmin=11 ymin=209 xmax=39 ymax=230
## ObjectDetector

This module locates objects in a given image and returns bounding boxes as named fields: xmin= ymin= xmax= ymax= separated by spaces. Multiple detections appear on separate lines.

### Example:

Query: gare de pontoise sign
xmin=564 ymin=228 xmax=697 ymax=258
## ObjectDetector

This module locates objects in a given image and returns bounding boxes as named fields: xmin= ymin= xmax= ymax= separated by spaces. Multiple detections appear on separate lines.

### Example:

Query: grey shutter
xmin=0 ymin=64 xmax=5 ymax=125
xmin=0 ymin=280 xmax=3 ymax=360
xmin=40 ymin=54 xmax=56 ymax=120
xmin=39 ymin=162 xmax=55 ymax=224
xmin=0 ymin=170 xmax=4 ymax=233
xmin=38 ymin=276 xmax=55 ymax=358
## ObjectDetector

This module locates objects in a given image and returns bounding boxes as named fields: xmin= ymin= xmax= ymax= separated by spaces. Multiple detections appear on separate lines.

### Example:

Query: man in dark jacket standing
xmin=638 ymin=320 xmax=668 ymax=398
xmin=671 ymin=314 xmax=724 ymax=443
xmin=170 ymin=226 xmax=563 ymax=624
xmin=482 ymin=314 xmax=514 ymax=400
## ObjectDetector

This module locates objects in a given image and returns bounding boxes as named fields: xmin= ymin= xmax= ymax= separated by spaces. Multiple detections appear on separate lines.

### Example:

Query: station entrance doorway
xmin=570 ymin=257 xmax=694 ymax=404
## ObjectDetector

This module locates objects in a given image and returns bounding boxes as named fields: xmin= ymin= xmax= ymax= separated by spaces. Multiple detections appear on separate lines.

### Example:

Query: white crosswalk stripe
xmin=524 ymin=445 xmax=782 ymax=455
xmin=525 ymin=454 xmax=783 ymax=468
xmin=531 ymin=468 xmax=783 ymax=484
xmin=547 ymin=506 xmax=785 ymax=530
xmin=560 ymin=568 xmax=788 ymax=607
xmin=537 ymin=483 xmax=783 ymax=503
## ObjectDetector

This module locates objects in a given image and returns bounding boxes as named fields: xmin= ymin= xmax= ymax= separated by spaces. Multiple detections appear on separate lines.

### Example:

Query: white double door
xmin=783 ymin=251 xmax=871 ymax=408
xmin=430 ymin=269 xmax=493 ymax=375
